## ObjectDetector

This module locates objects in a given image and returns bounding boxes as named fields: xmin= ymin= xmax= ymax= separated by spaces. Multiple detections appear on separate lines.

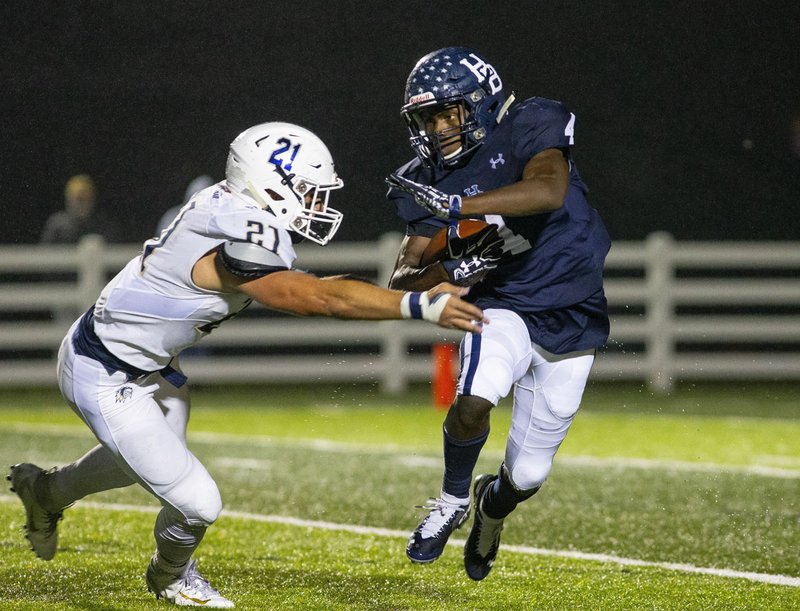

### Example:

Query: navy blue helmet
xmin=402 ymin=47 xmax=511 ymax=168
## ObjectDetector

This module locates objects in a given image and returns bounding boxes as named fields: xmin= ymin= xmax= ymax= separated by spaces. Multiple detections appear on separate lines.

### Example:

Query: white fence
xmin=1 ymin=232 xmax=798 ymax=393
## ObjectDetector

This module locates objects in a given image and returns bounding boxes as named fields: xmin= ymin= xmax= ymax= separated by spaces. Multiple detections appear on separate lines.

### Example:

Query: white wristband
xmin=400 ymin=291 xmax=451 ymax=323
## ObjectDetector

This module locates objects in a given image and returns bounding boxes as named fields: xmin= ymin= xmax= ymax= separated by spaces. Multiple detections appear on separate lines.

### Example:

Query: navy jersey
xmin=389 ymin=97 xmax=611 ymax=353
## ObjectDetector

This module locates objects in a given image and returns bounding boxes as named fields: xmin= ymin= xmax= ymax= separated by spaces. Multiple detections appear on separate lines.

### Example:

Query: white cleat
xmin=6 ymin=463 xmax=65 ymax=561
xmin=146 ymin=558 xmax=234 ymax=608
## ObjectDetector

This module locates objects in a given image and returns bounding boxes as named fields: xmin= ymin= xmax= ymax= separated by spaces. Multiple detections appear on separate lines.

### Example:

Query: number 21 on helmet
xmin=225 ymin=122 xmax=344 ymax=245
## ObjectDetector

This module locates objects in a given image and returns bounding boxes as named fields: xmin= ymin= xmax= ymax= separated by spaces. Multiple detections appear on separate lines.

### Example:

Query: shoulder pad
xmin=219 ymin=241 xmax=288 ymax=279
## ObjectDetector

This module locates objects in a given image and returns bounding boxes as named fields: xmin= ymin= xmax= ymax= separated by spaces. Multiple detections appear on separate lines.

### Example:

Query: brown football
xmin=419 ymin=219 xmax=490 ymax=266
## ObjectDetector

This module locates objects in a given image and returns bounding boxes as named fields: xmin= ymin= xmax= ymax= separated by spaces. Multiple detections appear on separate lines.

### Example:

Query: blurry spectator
xmin=155 ymin=174 xmax=215 ymax=235
xmin=40 ymin=174 xmax=122 ymax=243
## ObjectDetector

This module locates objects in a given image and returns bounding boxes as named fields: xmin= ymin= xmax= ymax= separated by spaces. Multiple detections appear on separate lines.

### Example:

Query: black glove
xmin=441 ymin=224 xmax=504 ymax=286
xmin=446 ymin=223 xmax=502 ymax=259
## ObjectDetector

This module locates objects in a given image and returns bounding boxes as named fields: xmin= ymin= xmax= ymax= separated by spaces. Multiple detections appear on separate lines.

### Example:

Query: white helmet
xmin=226 ymin=122 xmax=344 ymax=245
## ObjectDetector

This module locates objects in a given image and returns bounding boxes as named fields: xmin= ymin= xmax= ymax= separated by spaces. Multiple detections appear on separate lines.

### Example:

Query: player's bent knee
xmin=186 ymin=466 xmax=223 ymax=525
xmin=183 ymin=485 xmax=223 ymax=526
xmin=452 ymin=395 xmax=493 ymax=427
xmin=507 ymin=461 xmax=550 ymax=493
xmin=163 ymin=459 xmax=223 ymax=526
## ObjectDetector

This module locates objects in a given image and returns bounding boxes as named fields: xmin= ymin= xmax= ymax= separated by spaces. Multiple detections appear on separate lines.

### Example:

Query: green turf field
xmin=0 ymin=382 xmax=798 ymax=610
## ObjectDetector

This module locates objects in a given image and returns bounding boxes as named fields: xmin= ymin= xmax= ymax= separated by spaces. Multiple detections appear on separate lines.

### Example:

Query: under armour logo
xmin=490 ymin=154 xmax=505 ymax=169
xmin=463 ymin=184 xmax=481 ymax=197
xmin=452 ymin=256 xmax=483 ymax=281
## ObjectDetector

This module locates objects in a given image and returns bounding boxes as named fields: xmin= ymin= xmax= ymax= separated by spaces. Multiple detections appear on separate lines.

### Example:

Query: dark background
xmin=3 ymin=1 xmax=799 ymax=245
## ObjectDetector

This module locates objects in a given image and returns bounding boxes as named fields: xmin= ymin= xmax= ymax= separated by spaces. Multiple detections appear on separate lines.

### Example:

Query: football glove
xmin=386 ymin=173 xmax=461 ymax=220
xmin=445 ymin=223 xmax=502 ymax=260
xmin=442 ymin=255 xmax=501 ymax=286
xmin=441 ymin=225 xmax=504 ymax=286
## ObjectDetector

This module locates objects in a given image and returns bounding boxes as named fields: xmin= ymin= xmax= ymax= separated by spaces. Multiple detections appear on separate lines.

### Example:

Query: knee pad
xmin=179 ymin=473 xmax=222 ymax=527
xmin=190 ymin=491 xmax=222 ymax=527
xmin=159 ymin=486 xmax=222 ymax=529
xmin=502 ymin=462 xmax=541 ymax=500
xmin=156 ymin=458 xmax=222 ymax=527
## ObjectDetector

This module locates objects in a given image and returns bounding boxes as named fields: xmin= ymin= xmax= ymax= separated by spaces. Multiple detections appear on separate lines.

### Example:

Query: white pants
xmin=56 ymin=318 xmax=221 ymax=526
xmin=457 ymin=308 xmax=595 ymax=491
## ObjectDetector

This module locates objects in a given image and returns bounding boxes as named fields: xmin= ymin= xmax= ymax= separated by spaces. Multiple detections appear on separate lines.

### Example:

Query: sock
xmin=152 ymin=507 xmax=207 ymax=578
xmin=442 ymin=426 xmax=489 ymax=500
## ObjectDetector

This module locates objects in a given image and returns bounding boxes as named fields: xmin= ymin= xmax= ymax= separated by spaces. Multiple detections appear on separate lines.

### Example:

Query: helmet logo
xmin=268 ymin=138 xmax=301 ymax=172
xmin=408 ymin=92 xmax=435 ymax=105
xmin=459 ymin=54 xmax=502 ymax=94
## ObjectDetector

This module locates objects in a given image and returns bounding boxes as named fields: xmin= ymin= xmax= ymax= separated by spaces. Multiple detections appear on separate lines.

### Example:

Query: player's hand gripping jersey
xmin=389 ymin=97 xmax=611 ymax=354
xmin=91 ymin=183 xmax=295 ymax=372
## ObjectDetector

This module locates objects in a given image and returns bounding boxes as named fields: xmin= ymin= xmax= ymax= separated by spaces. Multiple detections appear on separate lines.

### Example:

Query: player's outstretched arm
xmin=191 ymin=251 xmax=487 ymax=332
xmin=240 ymin=269 xmax=486 ymax=332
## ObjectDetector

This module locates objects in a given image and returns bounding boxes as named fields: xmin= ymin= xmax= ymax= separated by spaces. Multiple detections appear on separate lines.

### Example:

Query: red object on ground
xmin=432 ymin=343 xmax=458 ymax=409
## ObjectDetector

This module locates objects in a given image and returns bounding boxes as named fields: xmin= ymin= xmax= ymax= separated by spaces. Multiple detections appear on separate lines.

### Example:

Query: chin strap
xmin=495 ymin=93 xmax=516 ymax=124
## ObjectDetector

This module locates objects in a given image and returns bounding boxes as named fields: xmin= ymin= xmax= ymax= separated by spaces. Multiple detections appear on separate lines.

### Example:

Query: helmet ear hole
xmin=265 ymin=188 xmax=284 ymax=201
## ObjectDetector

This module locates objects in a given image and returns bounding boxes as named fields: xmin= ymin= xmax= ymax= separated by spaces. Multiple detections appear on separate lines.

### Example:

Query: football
xmin=419 ymin=219 xmax=490 ymax=266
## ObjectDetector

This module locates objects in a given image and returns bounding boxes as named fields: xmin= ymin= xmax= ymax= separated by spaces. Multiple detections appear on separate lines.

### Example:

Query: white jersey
xmin=92 ymin=183 xmax=297 ymax=371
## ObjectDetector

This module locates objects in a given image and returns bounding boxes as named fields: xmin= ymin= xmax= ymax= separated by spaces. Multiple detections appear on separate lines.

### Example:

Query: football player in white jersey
xmin=7 ymin=122 xmax=487 ymax=608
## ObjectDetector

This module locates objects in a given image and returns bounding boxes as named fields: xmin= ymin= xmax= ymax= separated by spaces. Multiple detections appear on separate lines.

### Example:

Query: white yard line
xmin=4 ymin=422 xmax=800 ymax=479
xmin=0 ymin=495 xmax=797 ymax=588
xmin=558 ymin=455 xmax=800 ymax=479
xmin=213 ymin=457 xmax=273 ymax=470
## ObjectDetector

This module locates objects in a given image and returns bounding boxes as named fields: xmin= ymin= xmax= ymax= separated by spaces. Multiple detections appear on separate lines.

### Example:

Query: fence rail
xmin=1 ymin=232 xmax=798 ymax=393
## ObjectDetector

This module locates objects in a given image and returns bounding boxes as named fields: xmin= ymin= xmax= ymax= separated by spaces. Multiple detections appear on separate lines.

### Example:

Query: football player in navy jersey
xmin=386 ymin=47 xmax=611 ymax=580
xmin=6 ymin=122 xmax=486 ymax=608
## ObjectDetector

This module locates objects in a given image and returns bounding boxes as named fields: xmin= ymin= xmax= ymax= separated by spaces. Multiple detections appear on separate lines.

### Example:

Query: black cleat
xmin=464 ymin=473 xmax=504 ymax=580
